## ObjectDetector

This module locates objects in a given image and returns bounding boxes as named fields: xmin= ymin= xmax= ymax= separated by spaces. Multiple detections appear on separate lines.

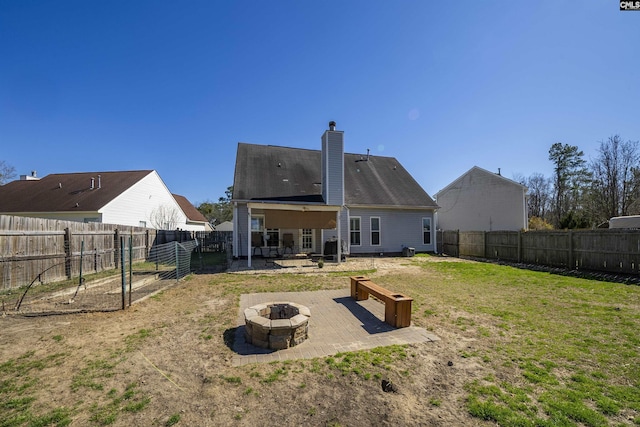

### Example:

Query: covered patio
xmin=244 ymin=202 xmax=343 ymax=268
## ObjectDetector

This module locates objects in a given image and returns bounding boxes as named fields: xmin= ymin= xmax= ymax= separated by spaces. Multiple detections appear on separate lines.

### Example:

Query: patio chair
xmin=251 ymin=233 xmax=264 ymax=256
xmin=282 ymin=233 xmax=295 ymax=254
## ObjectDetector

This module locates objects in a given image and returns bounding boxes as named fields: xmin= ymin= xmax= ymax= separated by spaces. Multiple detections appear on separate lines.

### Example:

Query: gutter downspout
xmin=433 ymin=212 xmax=438 ymax=254
xmin=523 ymin=189 xmax=529 ymax=230
xmin=433 ymin=195 xmax=439 ymax=254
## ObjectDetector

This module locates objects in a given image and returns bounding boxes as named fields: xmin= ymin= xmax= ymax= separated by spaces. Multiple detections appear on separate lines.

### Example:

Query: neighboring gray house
xmin=609 ymin=215 xmax=640 ymax=229
xmin=232 ymin=121 xmax=439 ymax=266
xmin=214 ymin=221 xmax=233 ymax=232
xmin=434 ymin=166 xmax=528 ymax=232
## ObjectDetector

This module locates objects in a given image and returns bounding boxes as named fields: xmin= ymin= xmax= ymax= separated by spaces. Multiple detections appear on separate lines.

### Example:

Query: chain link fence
xmin=2 ymin=239 xmax=198 ymax=316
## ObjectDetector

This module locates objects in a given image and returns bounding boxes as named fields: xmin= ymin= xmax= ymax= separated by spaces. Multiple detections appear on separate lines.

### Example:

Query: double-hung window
xmin=251 ymin=215 xmax=264 ymax=233
xmin=422 ymin=217 xmax=431 ymax=245
xmin=251 ymin=215 xmax=265 ymax=247
xmin=370 ymin=217 xmax=381 ymax=246
xmin=350 ymin=217 xmax=361 ymax=246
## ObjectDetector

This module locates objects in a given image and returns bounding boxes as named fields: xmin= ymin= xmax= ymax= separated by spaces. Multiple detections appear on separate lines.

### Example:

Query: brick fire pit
xmin=243 ymin=302 xmax=311 ymax=350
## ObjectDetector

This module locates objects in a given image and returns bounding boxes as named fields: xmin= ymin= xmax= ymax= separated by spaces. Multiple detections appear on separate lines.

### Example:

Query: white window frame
xmin=266 ymin=228 xmax=280 ymax=247
xmin=251 ymin=215 xmax=266 ymax=247
xmin=370 ymin=217 xmax=381 ymax=246
xmin=301 ymin=228 xmax=314 ymax=252
xmin=422 ymin=217 xmax=432 ymax=245
xmin=251 ymin=215 xmax=265 ymax=233
xmin=350 ymin=217 xmax=361 ymax=246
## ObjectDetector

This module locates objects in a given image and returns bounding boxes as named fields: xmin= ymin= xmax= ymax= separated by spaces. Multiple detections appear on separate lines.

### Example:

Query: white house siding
xmin=100 ymin=171 xmax=188 ymax=229
xmin=347 ymin=208 xmax=435 ymax=254
xmin=436 ymin=167 xmax=527 ymax=232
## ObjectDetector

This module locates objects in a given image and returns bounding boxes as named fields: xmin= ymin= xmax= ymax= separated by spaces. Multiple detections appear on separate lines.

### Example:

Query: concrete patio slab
xmin=232 ymin=288 xmax=439 ymax=366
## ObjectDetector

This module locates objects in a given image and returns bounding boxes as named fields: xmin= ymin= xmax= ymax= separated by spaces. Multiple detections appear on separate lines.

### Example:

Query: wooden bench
xmin=350 ymin=276 xmax=413 ymax=328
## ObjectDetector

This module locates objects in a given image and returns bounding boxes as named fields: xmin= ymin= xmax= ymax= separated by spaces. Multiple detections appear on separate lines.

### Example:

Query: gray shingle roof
xmin=0 ymin=170 xmax=153 ymax=212
xmin=233 ymin=143 xmax=437 ymax=208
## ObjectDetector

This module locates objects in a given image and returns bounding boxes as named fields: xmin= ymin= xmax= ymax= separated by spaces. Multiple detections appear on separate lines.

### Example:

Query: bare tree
xmin=0 ymin=161 xmax=16 ymax=185
xmin=149 ymin=205 xmax=182 ymax=230
xmin=525 ymin=172 xmax=552 ymax=220
xmin=589 ymin=135 xmax=640 ymax=222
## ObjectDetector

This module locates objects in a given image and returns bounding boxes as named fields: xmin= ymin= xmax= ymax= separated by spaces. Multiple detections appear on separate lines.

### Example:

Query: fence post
xmin=483 ymin=231 xmax=487 ymax=258
xmin=175 ymin=241 xmax=179 ymax=282
xmin=568 ymin=230 xmax=574 ymax=269
xmin=79 ymin=240 xmax=84 ymax=286
xmin=518 ymin=231 xmax=522 ymax=263
xmin=114 ymin=229 xmax=120 ymax=269
xmin=64 ymin=228 xmax=72 ymax=279
xmin=121 ymin=236 xmax=126 ymax=310
xmin=129 ymin=236 xmax=133 ymax=307
xmin=145 ymin=229 xmax=150 ymax=258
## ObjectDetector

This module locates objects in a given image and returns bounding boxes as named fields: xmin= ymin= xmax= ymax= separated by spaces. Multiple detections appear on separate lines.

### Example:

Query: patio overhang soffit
xmin=247 ymin=202 xmax=341 ymax=229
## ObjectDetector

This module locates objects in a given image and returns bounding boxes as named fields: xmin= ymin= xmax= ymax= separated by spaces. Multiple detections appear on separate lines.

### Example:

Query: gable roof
xmin=0 ymin=170 xmax=153 ymax=212
xmin=435 ymin=166 xmax=527 ymax=197
xmin=172 ymin=194 xmax=208 ymax=223
xmin=233 ymin=143 xmax=438 ymax=208
xmin=214 ymin=220 xmax=233 ymax=231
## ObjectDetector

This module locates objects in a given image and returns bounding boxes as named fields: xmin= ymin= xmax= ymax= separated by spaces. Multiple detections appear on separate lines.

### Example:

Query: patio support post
xmin=336 ymin=209 xmax=341 ymax=263
xmin=247 ymin=205 xmax=252 ymax=268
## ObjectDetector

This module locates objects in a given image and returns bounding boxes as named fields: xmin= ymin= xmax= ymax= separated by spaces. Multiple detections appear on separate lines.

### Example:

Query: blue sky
xmin=1 ymin=1 xmax=639 ymax=206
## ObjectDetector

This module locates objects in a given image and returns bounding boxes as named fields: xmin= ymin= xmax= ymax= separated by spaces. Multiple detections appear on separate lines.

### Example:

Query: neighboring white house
xmin=232 ymin=121 xmax=439 ymax=266
xmin=435 ymin=166 xmax=528 ymax=232
xmin=0 ymin=170 xmax=208 ymax=231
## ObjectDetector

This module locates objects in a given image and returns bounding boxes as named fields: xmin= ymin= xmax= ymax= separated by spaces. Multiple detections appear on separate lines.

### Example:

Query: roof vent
xmin=20 ymin=171 xmax=40 ymax=181
xmin=90 ymin=177 xmax=95 ymax=190
xmin=329 ymin=121 xmax=336 ymax=131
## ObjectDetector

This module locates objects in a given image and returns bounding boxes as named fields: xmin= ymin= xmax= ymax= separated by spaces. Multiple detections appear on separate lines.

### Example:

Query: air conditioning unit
xmin=402 ymin=247 xmax=415 ymax=257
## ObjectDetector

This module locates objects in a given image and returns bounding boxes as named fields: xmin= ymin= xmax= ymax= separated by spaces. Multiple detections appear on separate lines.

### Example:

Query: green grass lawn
xmin=408 ymin=256 xmax=640 ymax=426
xmin=2 ymin=255 xmax=639 ymax=426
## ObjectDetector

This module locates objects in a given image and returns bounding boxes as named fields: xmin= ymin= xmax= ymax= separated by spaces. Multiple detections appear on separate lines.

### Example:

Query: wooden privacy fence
xmin=437 ymin=229 xmax=640 ymax=275
xmin=0 ymin=215 xmax=160 ymax=290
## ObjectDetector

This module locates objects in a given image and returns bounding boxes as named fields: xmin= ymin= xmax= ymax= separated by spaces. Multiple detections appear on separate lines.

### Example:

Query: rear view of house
xmin=232 ymin=122 xmax=439 ymax=265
